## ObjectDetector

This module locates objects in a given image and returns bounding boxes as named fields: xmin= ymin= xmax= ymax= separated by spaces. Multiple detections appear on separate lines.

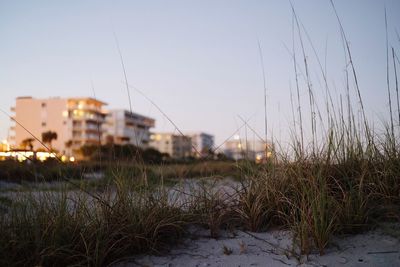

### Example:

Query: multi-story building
xmin=224 ymin=135 xmax=272 ymax=161
xmin=103 ymin=109 xmax=155 ymax=148
xmin=8 ymin=96 xmax=107 ymax=157
xmin=149 ymin=133 xmax=191 ymax=159
xmin=188 ymin=132 xmax=214 ymax=157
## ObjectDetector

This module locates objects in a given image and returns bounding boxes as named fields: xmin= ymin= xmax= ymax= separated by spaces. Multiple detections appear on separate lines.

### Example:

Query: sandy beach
xmin=114 ymin=226 xmax=400 ymax=267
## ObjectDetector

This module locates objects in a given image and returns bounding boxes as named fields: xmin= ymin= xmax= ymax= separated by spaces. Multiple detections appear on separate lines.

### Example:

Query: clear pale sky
xmin=1 ymin=0 xmax=399 ymax=148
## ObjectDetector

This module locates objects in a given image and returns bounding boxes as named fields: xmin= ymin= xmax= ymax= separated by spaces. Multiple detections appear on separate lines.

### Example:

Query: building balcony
xmin=71 ymin=115 xmax=105 ymax=123
xmin=83 ymin=138 xmax=102 ymax=145
xmin=68 ymin=104 xmax=102 ymax=113
xmin=72 ymin=135 xmax=83 ymax=141
xmin=85 ymin=119 xmax=105 ymax=125
xmin=84 ymin=129 xmax=103 ymax=135
xmin=85 ymin=123 xmax=102 ymax=130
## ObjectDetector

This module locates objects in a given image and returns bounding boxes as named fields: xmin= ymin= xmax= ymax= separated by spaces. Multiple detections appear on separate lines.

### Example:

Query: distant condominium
xmin=7 ymin=96 xmax=218 ymax=161
xmin=9 ymin=97 xmax=107 ymax=157
xmin=103 ymin=109 xmax=155 ymax=148
xmin=149 ymin=133 xmax=192 ymax=159
xmin=188 ymin=132 xmax=214 ymax=157
xmin=224 ymin=135 xmax=272 ymax=161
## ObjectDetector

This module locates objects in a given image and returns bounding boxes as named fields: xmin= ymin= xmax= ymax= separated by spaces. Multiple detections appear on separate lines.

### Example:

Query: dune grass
xmin=0 ymin=175 xmax=189 ymax=266
xmin=1 ymin=127 xmax=399 ymax=265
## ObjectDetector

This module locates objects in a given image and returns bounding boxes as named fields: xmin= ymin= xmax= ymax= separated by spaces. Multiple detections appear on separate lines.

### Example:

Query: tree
xmin=216 ymin=152 xmax=230 ymax=161
xmin=20 ymin=138 xmax=35 ymax=150
xmin=65 ymin=140 xmax=73 ymax=156
xmin=142 ymin=148 xmax=163 ymax=164
xmin=80 ymin=144 xmax=97 ymax=159
xmin=105 ymin=135 xmax=114 ymax=145
xmin=201 ymin=147 xmax=214 ymax=158
xmin=42 ymin=131 xmax=58 ymax=150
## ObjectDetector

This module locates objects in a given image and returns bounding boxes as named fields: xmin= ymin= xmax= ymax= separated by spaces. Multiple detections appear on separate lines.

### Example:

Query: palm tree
xmin=20 ymin=138 xmax=35 ymax=150
xmin=42 ymin=131 xmax=58 ymax=151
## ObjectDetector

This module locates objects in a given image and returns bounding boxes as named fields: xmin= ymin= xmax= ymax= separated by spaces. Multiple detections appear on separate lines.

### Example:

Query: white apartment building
xmin=224 ymin=135 xmax=272 ymax=161
xmin=188 ymin=132 xmax=214 ymax=157
xmin=103 ymin=109 xmax=155 ymax=148
xmin=149 ymin=133 xmax=192 ymax=159
xmin=8 ymin=96 xmax=107 ymax=157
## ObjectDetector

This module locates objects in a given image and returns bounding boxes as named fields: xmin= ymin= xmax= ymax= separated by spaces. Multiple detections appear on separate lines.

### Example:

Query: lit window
xmin=78 ymin=101 xmax=85 ymax=109
xmin=73 ymin=110 xmax=85 ymax=117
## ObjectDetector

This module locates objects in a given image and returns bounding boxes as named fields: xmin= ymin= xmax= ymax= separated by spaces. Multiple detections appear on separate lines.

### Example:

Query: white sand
xmin=113 ymin=226 xmax=400 ymax=267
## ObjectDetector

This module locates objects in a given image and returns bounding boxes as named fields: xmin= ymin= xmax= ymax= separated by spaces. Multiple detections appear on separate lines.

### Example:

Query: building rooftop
xmin=67 ymin=97 xmax=107 ymax=106
xmin=16 ymin=96 xmax=107 ymax=106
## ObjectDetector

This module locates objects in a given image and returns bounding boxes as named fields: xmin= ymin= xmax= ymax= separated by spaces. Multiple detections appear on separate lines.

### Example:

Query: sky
xmin=1 ymin=0 xmax=400 ymax=149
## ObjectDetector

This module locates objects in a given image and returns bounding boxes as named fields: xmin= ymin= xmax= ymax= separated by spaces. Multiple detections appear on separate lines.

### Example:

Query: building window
xmin=41 ymin=122 xmax=46 ymax=127
xmin=41 ymin=103 xmax=46 ymax=108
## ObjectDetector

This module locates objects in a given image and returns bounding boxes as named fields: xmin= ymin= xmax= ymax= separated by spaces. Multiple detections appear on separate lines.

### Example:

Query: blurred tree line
xmin=79 ymin=144 xmax=170 ymax=164
xmin=79 ymin=144 xmax=230 ymax=164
